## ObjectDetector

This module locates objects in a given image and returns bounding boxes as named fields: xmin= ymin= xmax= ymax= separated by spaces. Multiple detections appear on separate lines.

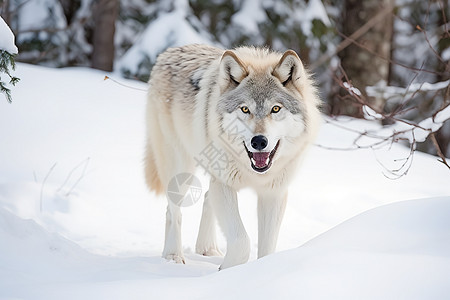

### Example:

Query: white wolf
xmin=145 ymin=44 xmax=321 ymax=269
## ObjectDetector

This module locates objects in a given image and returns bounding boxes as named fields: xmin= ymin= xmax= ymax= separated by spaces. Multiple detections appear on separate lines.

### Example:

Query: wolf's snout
xmin=251 ymin=135 xmax=268 ymax=151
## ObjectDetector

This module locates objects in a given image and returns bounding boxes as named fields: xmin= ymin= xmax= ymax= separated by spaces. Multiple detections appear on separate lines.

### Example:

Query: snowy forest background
xmin=1 ymin=0 xmax=449 ymax=162
xmin=1 ymin=1 xmax=450 ymax=298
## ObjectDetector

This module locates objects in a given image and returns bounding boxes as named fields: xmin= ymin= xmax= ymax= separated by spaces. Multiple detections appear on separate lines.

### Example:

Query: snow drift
xmin=1 ymin=197 xmax=449 ymax=299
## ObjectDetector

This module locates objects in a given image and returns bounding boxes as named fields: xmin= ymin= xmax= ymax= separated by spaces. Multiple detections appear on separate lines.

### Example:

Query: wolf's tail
xmin=144 ymin=143 xmax=164 ymax=195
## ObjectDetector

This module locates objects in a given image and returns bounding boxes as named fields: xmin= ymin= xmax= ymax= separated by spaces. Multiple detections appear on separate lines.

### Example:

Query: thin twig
xmin=416 ymin=24 xmax=447 ymax=65
xmin=310 ymin=3 xmax=395 ymax=71
xmin=57 ymin=157 xmax=90 ymax=193
xmin=40 ymin=163 xmax=57 ymax=213
xmin=104 ymin=76 xmax=147 ymax=92
xmin=66 ymin=158 xmax=90 ymax=197
xmin=430 ymin=132 xmax=450 ymax=170
xmin=335 ymin=31 xmax=445 ymax=76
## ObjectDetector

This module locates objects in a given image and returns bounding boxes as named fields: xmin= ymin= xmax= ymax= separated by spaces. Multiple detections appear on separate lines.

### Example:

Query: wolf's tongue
xmin=252 ymin=152 xmax=270 ymax=168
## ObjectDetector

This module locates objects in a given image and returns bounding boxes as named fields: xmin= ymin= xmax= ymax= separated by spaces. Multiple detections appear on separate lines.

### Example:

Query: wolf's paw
xmin=198 ymin=247 xmax=223 ymax=257
xmin=164 ymin=254 xmax=185 ymax=264
xmin=218 ymin=237 xmax=250 ymax=270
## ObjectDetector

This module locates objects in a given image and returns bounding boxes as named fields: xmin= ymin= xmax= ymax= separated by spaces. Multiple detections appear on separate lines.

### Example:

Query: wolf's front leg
xmin=209 ymin=180 xmax=250 ymax=270
xmin=162 ymin=201 xmax=185 ymax=264
xmin=257 ymin=190 xmax=288 ymax=258
xmin=196 ymin=191 xmax=223 ymax=257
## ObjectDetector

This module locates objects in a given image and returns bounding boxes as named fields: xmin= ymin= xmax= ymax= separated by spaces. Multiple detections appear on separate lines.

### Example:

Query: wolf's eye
xmin=271 ymin=105 xmax=281 ymax=113
xmin=241 ymin=106 xmax=250 ymax=114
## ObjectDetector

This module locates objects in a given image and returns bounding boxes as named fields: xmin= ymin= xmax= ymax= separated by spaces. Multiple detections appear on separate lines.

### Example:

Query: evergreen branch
xmin=0 ymin=50 xmax=19 ymax=103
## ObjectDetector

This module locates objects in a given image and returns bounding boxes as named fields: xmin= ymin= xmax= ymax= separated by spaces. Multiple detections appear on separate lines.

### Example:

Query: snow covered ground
xmin=0 ymin=63 xmax=449 ymax=299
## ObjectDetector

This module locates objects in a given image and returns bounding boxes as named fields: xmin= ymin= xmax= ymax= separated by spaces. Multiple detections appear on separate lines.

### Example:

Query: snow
xmin=15 ymin=0 xmax=66 ymax=43
xmin=1 ymin=63 xmax=449 ymax=299
xmin=343 ymin=81 xmax=362 ymax=96
xmin=414 ymin=104 xmax=450 ymax=142
xmin=116 ymin=0 xmax=333 ymax=78
xmin=230 ymin=0 xmax=331 ymax=40
xmin=354 ymin=103 xmax=450 ymax=147
xmin=367 ymin=79 xmax=450 ymax=102
xmin=442 ymin=47 xmax=450 ymax=61
xmin=0 ymin=16 xmax=18 ymax=54
xmin=116 ymin=2 xmax=214 ymax=77
xmin=301 ymin=0 xmax=331 ymax=33
xmin=433 ymin=104 xmax=450 ymax=123
xmin=364 ymin=79 xmax=450 ymax=146
xmin=359 ymin=104 xmax=450 ymax=146
xmin=231 ymin=0 xmax=267 ymax=35
xmin=362 ymin=105 xmax=382 ymax=120
xmin=2 ymin=197 xmax=450 ymax=300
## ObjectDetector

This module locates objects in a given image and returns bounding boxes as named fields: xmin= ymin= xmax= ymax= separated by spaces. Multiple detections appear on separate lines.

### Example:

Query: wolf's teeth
xmin=265 ymin=157 xmax=270 ymax=165
xmin=251 ymin=158 xmax=256 ymax=165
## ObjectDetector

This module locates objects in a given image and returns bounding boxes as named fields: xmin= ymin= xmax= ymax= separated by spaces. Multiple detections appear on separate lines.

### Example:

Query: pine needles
xmin=0 ymin=50 xmax=20 ymax=103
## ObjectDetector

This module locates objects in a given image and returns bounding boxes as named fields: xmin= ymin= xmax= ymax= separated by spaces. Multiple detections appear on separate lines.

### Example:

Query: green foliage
xmin=0 ymin=50 xmax=20 ymax=103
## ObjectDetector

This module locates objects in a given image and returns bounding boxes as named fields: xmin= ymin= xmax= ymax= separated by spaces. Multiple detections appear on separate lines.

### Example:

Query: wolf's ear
xmin=273 ymin=50 xmax=304 ymax=87
xmin=219 ymin=50 xmax=248 ymax=92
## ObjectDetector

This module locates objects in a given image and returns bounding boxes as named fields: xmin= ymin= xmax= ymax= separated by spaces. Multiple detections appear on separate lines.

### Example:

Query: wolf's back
xmin=148 ymin=45 xmax=223 ymax=104
xmin=145 ymin=45 xmax=223 ymax=194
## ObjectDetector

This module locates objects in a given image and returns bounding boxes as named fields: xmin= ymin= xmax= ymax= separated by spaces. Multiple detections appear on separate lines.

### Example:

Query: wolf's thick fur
xmin=145 ymin=44 xmax=321 ymax=269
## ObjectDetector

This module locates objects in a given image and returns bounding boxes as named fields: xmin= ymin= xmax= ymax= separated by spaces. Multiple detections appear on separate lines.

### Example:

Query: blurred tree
xmin=434 ymin=0 xmax=450 ymax=157
xmin=1 ymin=0 xmax=119 ymax=69
xmin=331 ymin=0 xmax=394 ymax=117
xmin=92 ymin=0 xmax=118 ymax=71
xmin=328 ymin=0 xmax=450 ymax=160
xmin=190 ymin=0 xmax=333 ymax=66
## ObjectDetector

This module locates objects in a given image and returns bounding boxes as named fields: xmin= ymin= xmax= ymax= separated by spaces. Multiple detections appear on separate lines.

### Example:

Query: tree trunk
xmin=91 ymin=0 xmax=118 ymax=72
xmin=1 ymin=0 xmax=11 ymax=26
xmin=59 ymin=0 xmax=81 ymax=24
xmin=334 ymin=0 xmax=394 ymax=116
xmin=433 ymin=0 xmax=450 ymax=158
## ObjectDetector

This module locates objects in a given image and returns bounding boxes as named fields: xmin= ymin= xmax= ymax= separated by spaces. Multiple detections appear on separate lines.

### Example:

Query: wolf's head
xmin=216 ymin=47 xmax=320 ymax=176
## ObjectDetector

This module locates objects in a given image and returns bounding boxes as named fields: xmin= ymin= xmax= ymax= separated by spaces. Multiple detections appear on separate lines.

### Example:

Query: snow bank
xmin=1 ymin=197 xmax=449 ymax=299
xmin=0 ymin=16 xmax=18 ymax=54
xmin=208 ymin=197 xmax=450 ymax=300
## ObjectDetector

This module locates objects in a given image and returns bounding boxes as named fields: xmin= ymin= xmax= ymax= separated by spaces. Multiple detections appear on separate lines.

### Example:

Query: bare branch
xmin=57 ymin=157 xmax=91 ymax=194
xmin=40 ymin=162 xmax=57 ymax=213
xmin=310 ymin=3 xmax=395 ymax=71
xmin=430 ymin=132 xmax=450 ymax=169
xmin=65 ymin=158 xmax=90 ymax=197
xmin=104 ymin=76 xmax=147 ymax=92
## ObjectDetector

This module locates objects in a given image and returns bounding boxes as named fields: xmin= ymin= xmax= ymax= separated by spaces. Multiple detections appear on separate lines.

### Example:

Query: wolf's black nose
xmin=251 ymin=135 xmax=268 ymax=151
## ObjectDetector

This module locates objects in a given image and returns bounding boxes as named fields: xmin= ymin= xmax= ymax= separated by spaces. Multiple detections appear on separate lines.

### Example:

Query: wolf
xmin=145 ymin=44 xmax=321 ymax=270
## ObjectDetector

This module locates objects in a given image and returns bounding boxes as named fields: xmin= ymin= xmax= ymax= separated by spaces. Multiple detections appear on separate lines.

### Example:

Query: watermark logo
xmin=194 ymin=142 xmax=233 ymax=180
xmin=219 ymin=117 xmax=254 ymax=156
xmin=167 ymin=173 xmax=202 ymax=207
xmin=194 ymin=117 xmax=254 ymax=180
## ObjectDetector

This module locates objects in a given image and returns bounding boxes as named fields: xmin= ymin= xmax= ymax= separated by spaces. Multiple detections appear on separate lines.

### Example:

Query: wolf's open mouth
xmin=244 ymin=140 xmax=280 ymax=173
